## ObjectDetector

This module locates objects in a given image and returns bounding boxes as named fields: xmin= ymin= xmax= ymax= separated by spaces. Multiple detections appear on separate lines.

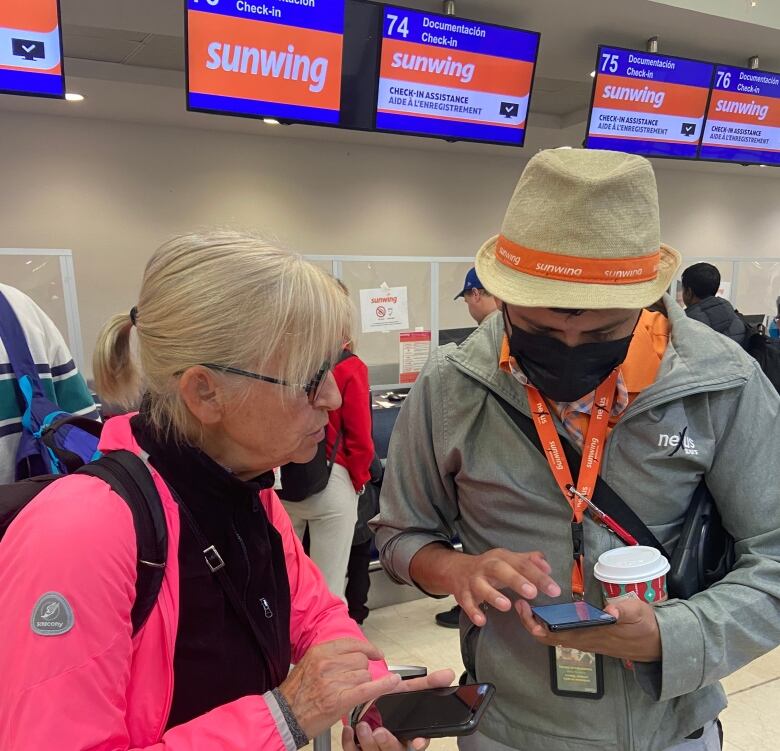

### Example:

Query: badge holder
xmin=549 ymin=646 xmax=604 ymax=700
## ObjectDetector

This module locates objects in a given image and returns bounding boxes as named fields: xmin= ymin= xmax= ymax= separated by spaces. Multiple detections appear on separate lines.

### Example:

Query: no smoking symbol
xmin=376 ymin=306 xmax=387 ymax=319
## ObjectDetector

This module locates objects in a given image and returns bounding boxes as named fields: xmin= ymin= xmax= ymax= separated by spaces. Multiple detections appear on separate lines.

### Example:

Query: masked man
xmin=373 ymin=149 xmax=780 ymax=751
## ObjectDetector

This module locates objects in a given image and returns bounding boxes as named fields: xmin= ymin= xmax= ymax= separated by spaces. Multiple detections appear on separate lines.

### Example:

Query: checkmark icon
xmin=11 ymin=38 xmax=45 ymax=62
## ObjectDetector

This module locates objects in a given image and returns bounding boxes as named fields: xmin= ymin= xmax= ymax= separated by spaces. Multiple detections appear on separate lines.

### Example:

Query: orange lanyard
xmin=525 ymin=369 xmax=620 ymax=599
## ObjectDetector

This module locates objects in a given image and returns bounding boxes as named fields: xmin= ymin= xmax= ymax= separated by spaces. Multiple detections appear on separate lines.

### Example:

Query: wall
xmin=1 ymin=111 xmax=779 ymax=375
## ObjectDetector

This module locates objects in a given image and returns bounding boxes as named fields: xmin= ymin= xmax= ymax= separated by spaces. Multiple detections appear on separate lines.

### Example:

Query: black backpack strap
xmin=175 ymin=497 xmax=273 ymax=657
xmin=327 ymin=430 xmax=344 ymax=475
xmin=488 ymin=390 xmax=670 ymax=558
xmin=78 ymin=451 xmax=167 ymax=635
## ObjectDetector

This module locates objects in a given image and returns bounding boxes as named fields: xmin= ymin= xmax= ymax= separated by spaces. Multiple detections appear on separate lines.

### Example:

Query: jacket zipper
xmin=156 ymin=582 xmax=176 ymax=739
xmin=231 ymin=517 xmax=252 ymax=606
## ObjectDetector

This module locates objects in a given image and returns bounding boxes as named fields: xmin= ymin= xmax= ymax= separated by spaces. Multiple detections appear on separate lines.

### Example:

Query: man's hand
xmin=411 ymin=546 xmax=561 ymax=627
xmin=278 ymin=639 xmax=401 ymax=740
xmin=341 ymin=669 xmax=456 ymax=751
xmin=517 ymin=597 xmax=662 ymax=663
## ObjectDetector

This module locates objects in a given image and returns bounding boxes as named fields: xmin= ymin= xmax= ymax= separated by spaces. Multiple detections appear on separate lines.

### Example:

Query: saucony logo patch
xmin=31 ymin=592 xmax=74 ymax=636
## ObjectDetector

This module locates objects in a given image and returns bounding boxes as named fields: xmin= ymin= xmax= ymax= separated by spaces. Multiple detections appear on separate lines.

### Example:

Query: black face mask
xmin=505 ymin=311 xmax=635 ymax=402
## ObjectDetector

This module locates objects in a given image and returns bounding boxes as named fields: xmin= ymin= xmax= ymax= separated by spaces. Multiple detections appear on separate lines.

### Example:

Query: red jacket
xmin=327 ymin=353 xmax=374 ymax=492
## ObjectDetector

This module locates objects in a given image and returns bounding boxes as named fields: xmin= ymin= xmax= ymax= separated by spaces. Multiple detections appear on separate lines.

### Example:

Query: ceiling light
xmin=759 ymin=164 xmax=767 ymax=168
xmin=589 ymin=70 xmax=596 ymax=78
xmin=65 ymin=92 xmax=84 ymax=102
xmin=263 ymin=118 xmax=280 ymax=125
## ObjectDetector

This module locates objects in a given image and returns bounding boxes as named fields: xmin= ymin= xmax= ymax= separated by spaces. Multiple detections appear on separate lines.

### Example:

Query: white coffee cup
xmin=594 ymin=546 xmax=670 ymax=605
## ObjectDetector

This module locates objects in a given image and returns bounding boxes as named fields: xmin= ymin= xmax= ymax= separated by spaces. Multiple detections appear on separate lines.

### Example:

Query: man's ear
xmin=178 ymin=366 xmax=225 ymax=427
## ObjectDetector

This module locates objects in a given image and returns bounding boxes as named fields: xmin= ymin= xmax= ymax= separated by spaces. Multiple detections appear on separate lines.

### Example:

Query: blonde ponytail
xmin=93 ymin=312 xmax=142 ymax=409
xmin=93 ymin=230 xmax=353 ymax=443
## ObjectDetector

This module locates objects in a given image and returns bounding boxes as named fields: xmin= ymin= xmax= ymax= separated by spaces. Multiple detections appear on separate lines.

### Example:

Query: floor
xmin=314 ymin=596 xmax=780 ymax=751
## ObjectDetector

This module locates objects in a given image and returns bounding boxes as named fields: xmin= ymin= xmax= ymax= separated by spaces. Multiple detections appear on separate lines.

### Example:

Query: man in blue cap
xmin=455 ymin=267 xmax=501 ymax=326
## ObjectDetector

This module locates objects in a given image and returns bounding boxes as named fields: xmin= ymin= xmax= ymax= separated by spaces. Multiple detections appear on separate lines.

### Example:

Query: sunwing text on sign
xmin=375 ymin=6 xmax=540 ymax=146
xmin=586 ymin=46 xmax=714 ymax=159
xmin=0 ymin=0 xmax=64 ymax=98
xmin=700 ymin=65 xmax=780 ymax=167
xmin=186 ymin=0 xmax=345 ymax=125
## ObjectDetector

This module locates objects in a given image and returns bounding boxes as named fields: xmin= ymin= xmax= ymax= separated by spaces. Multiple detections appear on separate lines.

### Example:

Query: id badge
xmin=549 ymin=646 xmax=604 ymax=699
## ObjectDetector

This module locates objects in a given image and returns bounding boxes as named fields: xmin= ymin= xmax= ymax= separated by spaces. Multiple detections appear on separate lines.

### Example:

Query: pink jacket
xmin=0 ymin=414 xmax=382 ymax=750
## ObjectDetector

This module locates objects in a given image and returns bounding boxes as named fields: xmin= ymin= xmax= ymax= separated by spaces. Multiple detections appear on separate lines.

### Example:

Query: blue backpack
xmin=0 ymin=291 xmax=101 ymax=480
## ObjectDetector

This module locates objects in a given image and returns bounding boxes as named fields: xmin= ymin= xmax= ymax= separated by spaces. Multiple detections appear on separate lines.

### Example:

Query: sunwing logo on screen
xmin=206 ymin=41 xmax=329 ymax=93
xmin=714 ymin=99 xmax=769 ymax=121
xmin=601 ymin=84 xmax=665 ymax=109
xmin=389 ymin=53 xmax=475 ymax=83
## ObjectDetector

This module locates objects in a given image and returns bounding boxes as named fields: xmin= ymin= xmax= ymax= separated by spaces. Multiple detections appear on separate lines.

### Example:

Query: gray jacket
xmin=373 ymin=296 xmax=780 ymax=751
xmin=685 ymin=296 xmax=748 ymax=347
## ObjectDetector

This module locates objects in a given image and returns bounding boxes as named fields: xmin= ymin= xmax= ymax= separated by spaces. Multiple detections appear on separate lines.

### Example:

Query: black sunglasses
xmin=200 ymin=361 xmax=331 ymax=403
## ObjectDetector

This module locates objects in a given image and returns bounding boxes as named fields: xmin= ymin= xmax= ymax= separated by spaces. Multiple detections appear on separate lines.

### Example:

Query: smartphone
xmin=351 ymin=684 xmax=495 ymax=741
xmin=531 ymin=601 xmax=616 ymax=631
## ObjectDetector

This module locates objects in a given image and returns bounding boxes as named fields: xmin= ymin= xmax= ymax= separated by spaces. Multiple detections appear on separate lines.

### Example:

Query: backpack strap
xmin=0 ymin=291 xmax=48 ymax=432
xmin=0 ymin=291 xmax=43 ymax=388
xmin=327 ymin=430 xmax=344 ymax=475
xmin=78 ymin=451 xmax=167 ymax=635
xmin=40 ymin=414 xmax=103 ymax=475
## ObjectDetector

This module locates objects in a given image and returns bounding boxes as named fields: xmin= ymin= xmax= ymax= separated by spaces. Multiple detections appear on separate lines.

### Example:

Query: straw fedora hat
xmin=475 ymin=148 xmax=681 ymax=309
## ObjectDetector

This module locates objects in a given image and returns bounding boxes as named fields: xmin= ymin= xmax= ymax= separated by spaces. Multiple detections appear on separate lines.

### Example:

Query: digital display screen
xmin=186 ymin=0 xmax=345 ymax=125
xmin=0 ymin=0 xmax=64 ymax=99
xmin=586 ymin=45 xmax=714 ymax=159
xmin=700 ymin=64 xmax=780 ymax=166
xmin=374 ymin=6 xmax=540 ymax=146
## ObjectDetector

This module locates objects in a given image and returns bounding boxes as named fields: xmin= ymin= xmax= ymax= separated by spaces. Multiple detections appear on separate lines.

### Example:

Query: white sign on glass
xmin=359 ymin=286 xmax=409 ymax=333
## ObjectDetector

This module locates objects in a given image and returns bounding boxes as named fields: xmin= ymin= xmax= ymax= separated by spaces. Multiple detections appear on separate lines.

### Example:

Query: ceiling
xmin=1 ymin=0 xmax=779 ymax=175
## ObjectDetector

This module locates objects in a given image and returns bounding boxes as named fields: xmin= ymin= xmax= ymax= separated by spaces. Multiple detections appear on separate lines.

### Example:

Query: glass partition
xmin=305 ymin=253 xmax=780 ymax=389
xmin=0 ymin=249 xmax=84 ymax=370
xmin=339 ymin=260 xmax=431 ymax=388
xmin=306 ymin=254 xmax=474 ymax=389
xmin=732 ymin=261 xmax=780 ymax=317
xmin=678 ymin=257 xmax=780 ymax=319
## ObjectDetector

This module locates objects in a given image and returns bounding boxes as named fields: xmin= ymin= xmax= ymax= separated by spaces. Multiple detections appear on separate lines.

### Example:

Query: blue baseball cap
xmin=454 ymin=268 xmax=484 ymax=299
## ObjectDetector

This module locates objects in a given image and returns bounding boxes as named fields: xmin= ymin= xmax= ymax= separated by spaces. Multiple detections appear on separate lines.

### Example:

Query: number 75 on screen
xmin=600 ymin=53 xmax=619 ymax=73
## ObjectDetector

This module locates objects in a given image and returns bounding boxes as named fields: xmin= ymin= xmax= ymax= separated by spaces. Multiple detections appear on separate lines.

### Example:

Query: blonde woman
xmin=0 ymin=231 xmax=452 ymax=751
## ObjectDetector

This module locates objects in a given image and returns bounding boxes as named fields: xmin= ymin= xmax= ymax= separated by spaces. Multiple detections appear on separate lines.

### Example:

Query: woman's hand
xmin=278 ymin=638 xmax=401 ymax=740
xmin=517 ymin=597 xmax=662 ymax=663
xmin=341 ymin=669 xmax=457 ymax=751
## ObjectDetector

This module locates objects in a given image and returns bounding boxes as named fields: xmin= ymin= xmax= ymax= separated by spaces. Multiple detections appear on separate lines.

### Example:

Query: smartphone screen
xmin=355 ymin=684 xmax=493 ymax=738
xmin=531 ymin=601 xmax=616 ymax=630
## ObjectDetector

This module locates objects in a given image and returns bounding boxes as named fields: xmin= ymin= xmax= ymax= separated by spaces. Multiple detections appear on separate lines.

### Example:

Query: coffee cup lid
xmin=593 ymin=546 xmax=670 ymax=585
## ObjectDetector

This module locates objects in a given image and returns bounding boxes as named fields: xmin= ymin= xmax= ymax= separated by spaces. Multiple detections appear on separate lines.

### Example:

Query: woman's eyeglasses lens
xmin=306 ymin=364 xmax=330 ymax=403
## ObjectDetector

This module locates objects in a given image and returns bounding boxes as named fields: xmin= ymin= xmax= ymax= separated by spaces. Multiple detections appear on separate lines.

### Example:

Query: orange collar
xmin=499 ymin=310 xmax=669 ymax=397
